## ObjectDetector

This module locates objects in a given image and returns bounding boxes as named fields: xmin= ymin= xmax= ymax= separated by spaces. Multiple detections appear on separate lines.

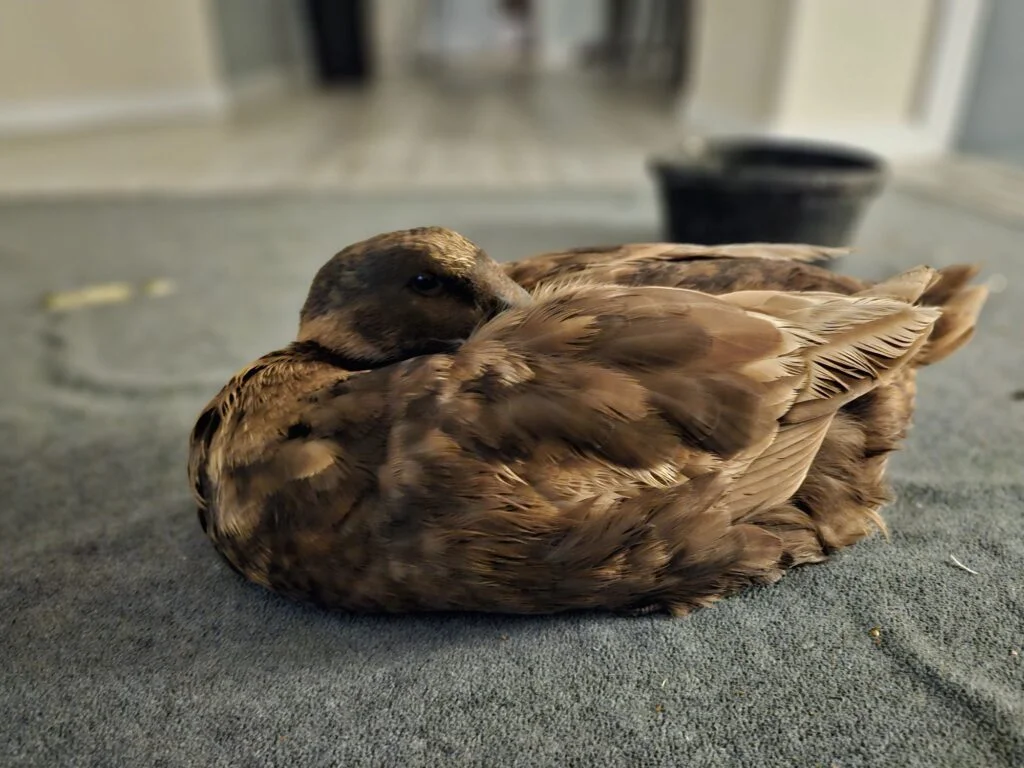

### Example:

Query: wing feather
xmin=504 ymin=242 xmax=849 ymax=293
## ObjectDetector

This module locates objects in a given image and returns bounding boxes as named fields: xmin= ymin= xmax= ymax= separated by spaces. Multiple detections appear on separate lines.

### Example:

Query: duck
xmin=188 ymin=226 xmax=987 ymax=616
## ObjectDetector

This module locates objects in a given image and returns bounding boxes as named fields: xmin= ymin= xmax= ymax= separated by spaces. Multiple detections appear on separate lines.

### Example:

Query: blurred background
xmin=0 ymin=0 xmax=1018 ymax=201
xmin=2 ymin=0 xmax=1019 ymax=403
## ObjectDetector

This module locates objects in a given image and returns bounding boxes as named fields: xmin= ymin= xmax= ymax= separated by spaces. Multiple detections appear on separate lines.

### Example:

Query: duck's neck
xmin=287 ymin=339 xmax=391 ymax=372
xmin=288 ymin=337 xmax=463 ymax=372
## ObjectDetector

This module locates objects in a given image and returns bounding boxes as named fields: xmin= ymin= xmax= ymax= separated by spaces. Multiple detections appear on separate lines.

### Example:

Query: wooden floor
xmin=0 ymin=73 xmax=683 ymax=196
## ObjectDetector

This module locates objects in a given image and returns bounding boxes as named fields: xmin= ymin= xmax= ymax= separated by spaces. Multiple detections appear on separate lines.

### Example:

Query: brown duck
xmin=188 ymin=227 xmax=987 ymax=616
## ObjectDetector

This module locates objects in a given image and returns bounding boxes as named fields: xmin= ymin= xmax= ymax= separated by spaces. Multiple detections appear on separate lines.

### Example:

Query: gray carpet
xmin=2 ymin=188 xmax=1022 ymax=767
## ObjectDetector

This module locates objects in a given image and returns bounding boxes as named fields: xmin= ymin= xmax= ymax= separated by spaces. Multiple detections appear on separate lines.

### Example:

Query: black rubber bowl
xmin=648 ymin=137 xmax=888 ymax=248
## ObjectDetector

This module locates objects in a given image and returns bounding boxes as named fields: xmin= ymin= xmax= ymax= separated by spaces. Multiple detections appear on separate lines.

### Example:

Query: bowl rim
xmin=648 ymin=135 xmax=888 ymax=192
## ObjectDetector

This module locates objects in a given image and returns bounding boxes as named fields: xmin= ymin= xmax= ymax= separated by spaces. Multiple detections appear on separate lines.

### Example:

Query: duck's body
xmin=188 ymin=229 xmax=987 ymax=616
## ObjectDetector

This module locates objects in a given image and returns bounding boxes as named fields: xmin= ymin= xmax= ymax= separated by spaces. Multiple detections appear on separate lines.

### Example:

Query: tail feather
xmin=854 ymin=265 xmax=940 ymax=303
xmin=914 ymin=264 xmax=989 ymax=366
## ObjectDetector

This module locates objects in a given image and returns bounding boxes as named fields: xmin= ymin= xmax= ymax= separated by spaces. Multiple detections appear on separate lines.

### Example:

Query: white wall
xmin=0 ymin=0 xmax=313 ymax=135
xmin=0 ymin=0 xmax=222 ymax=132
xmin=682 ymin=0 xmax=973 ymax=158
xmin=373 ymin=0 xmax=424 ymax=77
xmin=686 ymin=0 xmax=794 ymax=127
xmin=777 ymin=0 xmax=933 ymax=128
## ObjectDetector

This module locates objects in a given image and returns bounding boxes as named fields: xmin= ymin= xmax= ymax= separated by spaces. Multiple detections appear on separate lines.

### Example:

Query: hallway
xmin=0 ymin=72 xmax=680 ymax=196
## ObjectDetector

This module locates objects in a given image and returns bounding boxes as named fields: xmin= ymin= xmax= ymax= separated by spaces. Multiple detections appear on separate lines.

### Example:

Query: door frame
xmin=910 ymin=0 xmax=989 ymax=153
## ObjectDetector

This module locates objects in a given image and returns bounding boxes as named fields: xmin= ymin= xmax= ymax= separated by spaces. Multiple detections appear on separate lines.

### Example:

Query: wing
xmin=503 ymin=242 xmax=852 ymax=293
xmin=187 ymin=347 xmax=393 ymax=600
xmin=711 ymin=271 xmax=941 ymax=511
xmin=506 ymin=243 xmax=987 ymax=370
xmin=382 ymin=278 xmax=939 ymax=615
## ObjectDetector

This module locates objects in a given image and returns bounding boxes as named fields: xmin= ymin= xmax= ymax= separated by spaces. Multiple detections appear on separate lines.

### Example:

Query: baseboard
xmin=225 ymin=68 xmax=298 ymax=109
xmin=0 ymin=69 xmax=300 ymax=137
xmin=0 ymin=88 xmax=227 ymax=137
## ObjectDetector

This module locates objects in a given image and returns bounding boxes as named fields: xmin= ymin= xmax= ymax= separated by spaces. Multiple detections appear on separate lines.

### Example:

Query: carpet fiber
xmin=2 ymin=189 xmax=1022 ymax=767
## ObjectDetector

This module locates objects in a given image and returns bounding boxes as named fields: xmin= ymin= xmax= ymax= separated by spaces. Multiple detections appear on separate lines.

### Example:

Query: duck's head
xmin=297 ymin=226 xmax=532 ymax=368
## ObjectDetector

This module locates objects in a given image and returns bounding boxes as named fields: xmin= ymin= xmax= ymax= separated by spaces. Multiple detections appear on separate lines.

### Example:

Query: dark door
xmin=305 ymin=0 xmax=371 ymax=84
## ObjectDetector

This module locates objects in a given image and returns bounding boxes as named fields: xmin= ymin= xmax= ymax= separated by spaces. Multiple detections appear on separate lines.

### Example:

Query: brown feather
xmin=186 ymin=228 xmax=984 ymax=616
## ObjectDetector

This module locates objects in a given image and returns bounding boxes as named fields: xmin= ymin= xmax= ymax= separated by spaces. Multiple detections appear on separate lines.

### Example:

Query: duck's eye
xmin=409 ymin=272 xmax=444 ymax=297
